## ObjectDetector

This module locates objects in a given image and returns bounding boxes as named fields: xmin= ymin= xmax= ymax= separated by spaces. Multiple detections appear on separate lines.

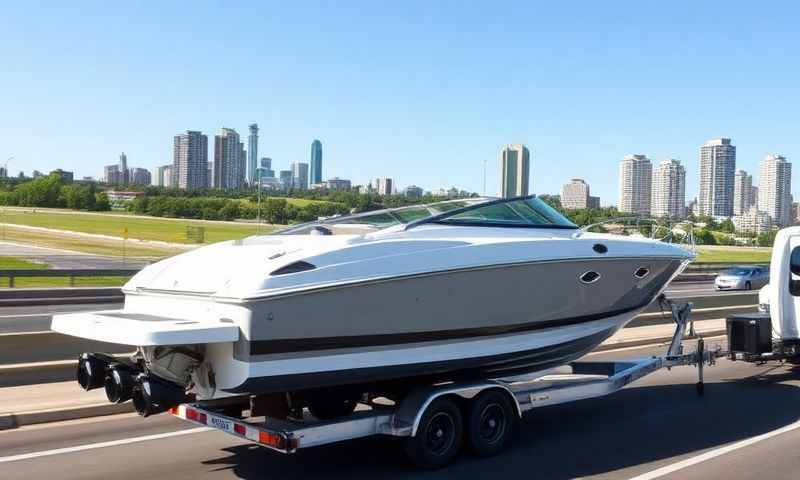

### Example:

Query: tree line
xmin=0 ymin=173 xmax=110 ymax=210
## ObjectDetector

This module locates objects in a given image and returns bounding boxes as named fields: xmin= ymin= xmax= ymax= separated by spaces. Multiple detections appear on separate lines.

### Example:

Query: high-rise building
xmin=404 ymin=185 xmax=424 ymax=198
xmin=750 ymin=186 xmax=759 ymax=210
xmin=733 ymin=170 xmax=753 ymax=216
xmin=214 ymin=128 xmax=245 ymax=190
xmin=119 ymin=153 xmax=129 ymax=184
xmin=618 ymin=154 xmax=652 ymax=215
xmin=207 ymin=162 xmax=214 ymax=188
xmin=279 ymin=170 xmax=293 ymax=190
xmin=247 ymin=124 xmax=258 ymax=185
xmin=153 ymin=164 xmax=172 ymax=187
xmin=291 ymin=162 xmax=309 ymax=189
xmin=173 ymin=130 xmax=208 ymax=189
xmin=698 ymin=138 xmax=736 ymax=218
xmin=560 ymin=178 xmax=592 ymax=210
xmin=130 ymin=168 xmax=151 ymax=186
xmin=759 ymin=153 xmax=792 ymax=226
xmin=309 ymin=140 xmax=322 ymax=186
xmin=258 ymin=157 xmax=275 ymax=179
xmin=500 ymin=144 xmax=530 ymax=198
xmin=733 ymin=207 xmax=773 ymax=235
xmin=104 ymin=165 xmax=122 ymax=184
xmin=375 ymin=177 xmax=393 ymax=195
xmin=324 ymin=178 xmax=351 ymax=191
xmin=651 ymin=159 xmax=686 ymax=218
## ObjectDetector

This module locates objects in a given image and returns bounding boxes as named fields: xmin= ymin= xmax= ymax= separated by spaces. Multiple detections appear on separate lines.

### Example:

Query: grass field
xmin=694 ymin=246 xmax=772 ymax=264
xmin=0 ymin=226 xmax=183 ymax=258
xmin=0 ymin=210 xmax=277 ymax=244
xmin=0 ymin=255 xmax=130 ymax=287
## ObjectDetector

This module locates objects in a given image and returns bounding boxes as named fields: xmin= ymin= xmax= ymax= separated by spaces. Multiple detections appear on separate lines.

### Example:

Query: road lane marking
xmin=627 ymin=419 xmax=800 ymax=480
xmin=0 ymin=427 xmax=210 ymax=463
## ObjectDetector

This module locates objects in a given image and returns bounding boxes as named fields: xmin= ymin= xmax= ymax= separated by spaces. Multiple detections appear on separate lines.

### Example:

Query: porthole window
xmin=634 ymin=267 xmax=650 ymax=279
xmin=580 ymin=271 xmax=601 ymax=284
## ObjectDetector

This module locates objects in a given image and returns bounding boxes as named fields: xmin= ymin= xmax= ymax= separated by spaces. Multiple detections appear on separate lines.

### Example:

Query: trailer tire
xmin=403 ymin=397 xmax=463 ymax=469
xmin=466 ymin=390 xmax=515 ymax=457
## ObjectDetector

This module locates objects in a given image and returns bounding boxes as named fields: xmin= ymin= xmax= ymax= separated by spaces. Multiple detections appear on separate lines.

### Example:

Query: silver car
xmin=715 ymin=266 xmax=769 ymax=291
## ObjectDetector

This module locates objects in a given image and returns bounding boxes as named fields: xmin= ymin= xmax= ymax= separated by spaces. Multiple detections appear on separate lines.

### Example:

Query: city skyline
xmin=4 ymin=3 xmax=800 ymax=201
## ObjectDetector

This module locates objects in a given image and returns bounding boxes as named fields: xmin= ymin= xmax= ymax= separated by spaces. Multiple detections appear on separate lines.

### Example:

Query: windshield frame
xmin=273 ymin=195 xmax=578 ymax=235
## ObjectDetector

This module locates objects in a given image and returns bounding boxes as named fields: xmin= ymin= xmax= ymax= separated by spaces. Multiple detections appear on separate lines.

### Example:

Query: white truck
xmin=727 ymin=227 xmax=800 ymax=362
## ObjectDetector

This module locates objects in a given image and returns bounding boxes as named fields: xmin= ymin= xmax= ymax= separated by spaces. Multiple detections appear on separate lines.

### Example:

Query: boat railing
xmin=576 ymin=216 xmax=696 ymax=251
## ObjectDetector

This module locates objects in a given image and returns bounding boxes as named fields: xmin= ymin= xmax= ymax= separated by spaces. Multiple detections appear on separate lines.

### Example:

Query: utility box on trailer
xmin=727 ymin=313 xmax=772 ymax=356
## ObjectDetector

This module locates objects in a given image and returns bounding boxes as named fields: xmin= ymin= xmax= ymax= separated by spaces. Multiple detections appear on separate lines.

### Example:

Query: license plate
xmin=209 ymin=415 xmax=234 ymax=432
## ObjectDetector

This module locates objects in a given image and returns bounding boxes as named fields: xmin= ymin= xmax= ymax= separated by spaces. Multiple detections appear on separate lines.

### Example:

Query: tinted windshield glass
xmin=434 ymin=197 xmax=577 ymax=228
xmin=276 ymin=198 xmax=487 ymax=234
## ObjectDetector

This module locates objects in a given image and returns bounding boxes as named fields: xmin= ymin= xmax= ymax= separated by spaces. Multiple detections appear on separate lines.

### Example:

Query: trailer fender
xmin=394 ymin=381 xmax=522 ymax=437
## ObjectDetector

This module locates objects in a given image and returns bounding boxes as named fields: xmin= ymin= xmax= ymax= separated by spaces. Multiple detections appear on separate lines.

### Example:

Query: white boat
xmin=51 ymin=196 xmax=694 ymax=417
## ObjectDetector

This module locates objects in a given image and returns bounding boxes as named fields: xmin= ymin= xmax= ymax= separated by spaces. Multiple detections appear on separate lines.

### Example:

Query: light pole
xmin=2 ymin=156 xmax=11 ymax=241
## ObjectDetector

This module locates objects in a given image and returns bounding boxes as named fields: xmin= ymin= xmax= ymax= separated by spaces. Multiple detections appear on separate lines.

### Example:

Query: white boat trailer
xmin=171 ymin=298 xmax=721 ymax=468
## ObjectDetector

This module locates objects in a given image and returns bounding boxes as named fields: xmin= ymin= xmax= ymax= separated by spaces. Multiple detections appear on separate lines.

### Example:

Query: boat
xmin=51 ymin=195 xmax=694 ymax=417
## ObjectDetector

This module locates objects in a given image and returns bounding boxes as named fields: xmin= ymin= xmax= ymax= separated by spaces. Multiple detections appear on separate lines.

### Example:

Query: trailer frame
xmin=170 ymin=298 xmax=721 ymax=465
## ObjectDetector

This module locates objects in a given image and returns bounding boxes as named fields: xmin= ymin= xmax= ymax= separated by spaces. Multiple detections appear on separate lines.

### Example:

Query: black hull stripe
xmin=249 ymin=302 xmax=648 ymax=356
xmin=227 ymin=327 xmax=613 ymax=394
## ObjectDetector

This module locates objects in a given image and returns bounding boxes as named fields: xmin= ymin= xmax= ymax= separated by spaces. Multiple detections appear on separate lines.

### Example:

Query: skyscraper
xmin=291 ymin=162 xmax=309 ymax=189
xmin=651 ymin=159 xmax=686 ymax=218
xmin=154 ymin=164 xmax=172 ymax=187
xmin=172 ymin=131 xmax=208 ymax=189
xmin=560 ymin=178 xmax=592 ymax=209
xmin=258 ymin=157 xmax=275 ymax=179
xmin=130 ymin=168 xmax=151 ymax=186
xmin=500 ymin=144 xmax=530 ymax=198
xmin=279 ymin=170 xmax=293 ymax=190
xmin=733 ymin=170 xmax=753 ymax=216
xmin=759 ymin=154 xmax=792 ymax=226
xmin=309 ymin=139 xmax=322 ymax=186
xmin=247 ymin=124 xmax=258 ymax=185
xmin=375 ymin=177 xmax=393 ymax=195
xmin=618 ymin=154 xmax=652 ymax=215
xmin=698 ymin=138 xmax=736 ymax=218
xmin=119 ymin=153 xmax=129 ymax=184
xmin=214 ymin=128 xmax=245 ymax=190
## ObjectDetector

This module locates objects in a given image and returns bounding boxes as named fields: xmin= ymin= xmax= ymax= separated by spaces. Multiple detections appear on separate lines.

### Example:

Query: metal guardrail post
xmin=69 ymin=275 xmax=75 ymax=287
xmin=8 ymin=275 xmax=13 ymax=288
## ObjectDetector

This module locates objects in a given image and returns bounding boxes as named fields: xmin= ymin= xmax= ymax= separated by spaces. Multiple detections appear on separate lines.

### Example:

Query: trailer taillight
xmin=234 ymin=423 xmax=246 ymax=436
xmin=185 ymin=407 xmax=198 ymax=421
xmin=259 ymin=431 xmax=286 ymax=449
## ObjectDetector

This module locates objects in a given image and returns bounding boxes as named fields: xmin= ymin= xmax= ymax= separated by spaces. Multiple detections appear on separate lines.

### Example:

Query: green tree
xmin=718 ymin=218 xmax=735 ymax=233
xmin=757 ymin=229 xmax=778 ymax=247
xmin=94 ymin=192 xmax=111 ymax=211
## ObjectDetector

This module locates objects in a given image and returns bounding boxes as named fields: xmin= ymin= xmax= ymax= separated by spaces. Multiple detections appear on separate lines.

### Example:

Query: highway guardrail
xmin=0 ymin=269 xmax=139 ymax=288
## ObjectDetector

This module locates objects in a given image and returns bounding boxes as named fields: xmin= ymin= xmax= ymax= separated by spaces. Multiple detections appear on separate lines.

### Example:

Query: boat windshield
xmin=276 ymin=196 xmax=576 ymax=235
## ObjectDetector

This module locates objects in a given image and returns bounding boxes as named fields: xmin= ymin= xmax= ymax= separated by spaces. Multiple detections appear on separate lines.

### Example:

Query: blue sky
xmin=2 ymin=1 xmax=799 ymax=204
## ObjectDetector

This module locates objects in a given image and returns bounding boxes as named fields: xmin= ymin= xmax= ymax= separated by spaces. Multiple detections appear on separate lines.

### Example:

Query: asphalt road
xmin=3 ymin=339 xmax=800 ymax=479
xmin=0 ymin=303 xmax=122 ymax=334
xmin=0 ymin=242 xmax=150 ymax=269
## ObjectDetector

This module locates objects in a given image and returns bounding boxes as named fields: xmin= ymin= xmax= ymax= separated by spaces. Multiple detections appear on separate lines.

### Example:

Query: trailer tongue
xmin=170 ymin=297 xmax=722 ymax=468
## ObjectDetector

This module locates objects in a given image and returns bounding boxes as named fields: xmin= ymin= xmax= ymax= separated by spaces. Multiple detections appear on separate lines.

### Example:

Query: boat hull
xmin=222 ymin=256 xmax=686 ymax=394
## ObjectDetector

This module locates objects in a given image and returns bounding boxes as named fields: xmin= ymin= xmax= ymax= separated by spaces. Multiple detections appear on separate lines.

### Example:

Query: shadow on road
xmin=200 ymin=367 xmax=800 ymax=479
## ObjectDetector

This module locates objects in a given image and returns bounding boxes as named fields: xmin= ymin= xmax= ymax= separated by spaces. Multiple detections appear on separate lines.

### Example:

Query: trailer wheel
xmin=403 ymin=397 xmax=463 ymax=469
xmin=466 ymin=390 xmax=515 ymax=457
